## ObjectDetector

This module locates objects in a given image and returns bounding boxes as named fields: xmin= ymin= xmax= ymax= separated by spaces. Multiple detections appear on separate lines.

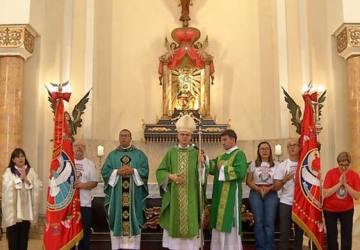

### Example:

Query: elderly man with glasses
xmin=273 ymin=139 xmax=304 ymax=250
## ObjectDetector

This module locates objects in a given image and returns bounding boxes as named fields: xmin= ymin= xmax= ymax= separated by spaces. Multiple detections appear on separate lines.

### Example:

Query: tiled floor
xmin=0 ymin=237 xmax=41 ymax=250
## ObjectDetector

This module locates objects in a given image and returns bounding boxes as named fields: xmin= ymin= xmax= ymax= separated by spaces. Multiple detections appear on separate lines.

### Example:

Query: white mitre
xmin=175 ymin=114 xmax=196 ymax=133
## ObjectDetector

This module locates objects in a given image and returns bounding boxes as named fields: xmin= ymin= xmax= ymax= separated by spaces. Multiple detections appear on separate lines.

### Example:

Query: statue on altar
xmin=158 ymin=24 xmax=214 ymax=117
xmin=174 ymin=68 xmax=200 ymax=110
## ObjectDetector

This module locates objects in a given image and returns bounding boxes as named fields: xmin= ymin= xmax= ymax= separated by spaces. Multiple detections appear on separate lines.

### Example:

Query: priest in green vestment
xmin=101 ymin=129 xmax=149 ymax=250
xmin=207 ymin=129 xmax=248 ymax=250
xmin=156 ymin=114 xmax=205 ymax=250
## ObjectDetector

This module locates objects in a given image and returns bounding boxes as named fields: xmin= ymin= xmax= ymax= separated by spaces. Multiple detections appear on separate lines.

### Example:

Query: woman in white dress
xmin=1 ymin=148 xmax=42 ymax=250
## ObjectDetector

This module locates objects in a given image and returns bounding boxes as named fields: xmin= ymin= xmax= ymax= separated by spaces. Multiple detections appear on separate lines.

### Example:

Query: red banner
xmin=292 ymin=91 xmax=324 ymax=249
xmin=43 ymin=91 xmax=83 ymax=250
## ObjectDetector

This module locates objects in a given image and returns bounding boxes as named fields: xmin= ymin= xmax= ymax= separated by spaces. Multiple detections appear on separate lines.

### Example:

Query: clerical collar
xmin=178 ymin=144 xmax=190 ymax=149
xmin=226 ymin=146 xmax=238 ymax=154
xmin=117 ymin=145 xmax=134 ymax=152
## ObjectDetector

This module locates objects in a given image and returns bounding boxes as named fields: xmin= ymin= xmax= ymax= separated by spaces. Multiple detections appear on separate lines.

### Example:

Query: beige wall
xmin=22 ymin=0 xmax=67 ymax=209
xmin=0 ymin=0 xmax=30 ymax=24
xmin=16 ymin=0 xmax=352 ymax=212
xmin=280 ymin=0 xmax=350 ymax=171
xmin=306 ymin=0 xmax=349 ymax=169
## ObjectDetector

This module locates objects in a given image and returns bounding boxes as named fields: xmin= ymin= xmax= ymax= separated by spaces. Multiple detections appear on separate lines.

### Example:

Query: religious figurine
xmin=178 ymin=0 xmax=193 ymax=26
xmin=174 ymin=69 xmax=200 ymax=111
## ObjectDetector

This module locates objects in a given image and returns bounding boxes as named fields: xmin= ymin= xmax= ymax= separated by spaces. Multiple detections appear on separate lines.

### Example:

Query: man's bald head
xmin=73 ymin=139 xmax=86 ymax=160
xmin=287 ymin=138 xmax=300 ymax=159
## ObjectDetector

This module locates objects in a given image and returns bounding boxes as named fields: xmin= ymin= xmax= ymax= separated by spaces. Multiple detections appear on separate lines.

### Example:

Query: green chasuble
xmin=208 ymin=148 xmax=247 ymax=234
xmin=156 ymin=145 xmax=201 ymax=238
xmin=101 ymin=146 xmax=149 ymax=236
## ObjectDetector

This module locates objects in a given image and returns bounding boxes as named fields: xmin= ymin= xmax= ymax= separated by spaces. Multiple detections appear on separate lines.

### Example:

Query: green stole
xmin=208 ymin=148 xmax=248 ymax=234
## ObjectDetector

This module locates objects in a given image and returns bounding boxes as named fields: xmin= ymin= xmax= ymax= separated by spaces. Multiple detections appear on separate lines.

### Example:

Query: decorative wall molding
xmin=0 ymin=24 xmax=38 ymax=60
xmin=335 ymin=23 xmax=360 ymax=59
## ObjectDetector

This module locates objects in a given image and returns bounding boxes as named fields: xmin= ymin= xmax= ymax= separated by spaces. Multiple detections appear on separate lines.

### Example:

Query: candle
xmin=274 ymin=144 xmax=282 ymax=156
xmin=97 ymin=145 xmax=104 ymax=157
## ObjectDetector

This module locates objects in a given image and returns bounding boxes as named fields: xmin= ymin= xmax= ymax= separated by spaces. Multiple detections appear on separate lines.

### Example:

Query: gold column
xmin=0 ymin=25 xmax=37 ymax=173
xmin=348 ymin=56 xmax=360 ymax=172
xmin=0 ymin=56 xmax=24 ymax=172
xmin=335 ymin=23 xmax=360 ymax=238
xmin=335 ymin=24 xmax=360 ymax=172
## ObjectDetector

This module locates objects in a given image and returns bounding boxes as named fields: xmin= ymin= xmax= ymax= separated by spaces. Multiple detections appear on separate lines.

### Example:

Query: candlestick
xmin=97 ymin=145 xmax=104 ymax=157
xmin=275 ymin=144 xmax=282 ymax=156
xmin=274 ymin=144 xmax=282 ymax=162
xmin=97 ymin=145 xmax=104 ymax=182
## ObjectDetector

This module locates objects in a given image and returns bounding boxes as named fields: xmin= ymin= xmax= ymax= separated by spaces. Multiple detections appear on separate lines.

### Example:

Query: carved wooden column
xmin=0 ymin=25 xmax=37 ymax=174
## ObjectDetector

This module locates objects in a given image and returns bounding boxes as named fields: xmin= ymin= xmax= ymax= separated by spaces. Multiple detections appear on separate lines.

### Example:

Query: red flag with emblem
xmin=292 ymin=91 xmax=324 ymax=249
xmin=43 ymin=90 xmax=83 ymax=250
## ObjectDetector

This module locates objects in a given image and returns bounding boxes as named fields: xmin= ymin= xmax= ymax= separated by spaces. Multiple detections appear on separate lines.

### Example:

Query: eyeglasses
xmin=259 ymin=148 xmax=270 ymax=151
xmin=339 ymin=161 xmax=350 ymax=167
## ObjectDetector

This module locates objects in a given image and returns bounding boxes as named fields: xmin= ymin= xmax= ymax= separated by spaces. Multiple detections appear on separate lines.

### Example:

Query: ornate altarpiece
xmin=144 ymin=1 xmax=228 ymax=142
